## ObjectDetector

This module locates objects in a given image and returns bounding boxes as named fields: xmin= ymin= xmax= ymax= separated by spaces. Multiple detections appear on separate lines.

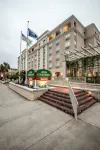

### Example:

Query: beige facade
xmin=18 ymin=15 xmax=100 ymax=77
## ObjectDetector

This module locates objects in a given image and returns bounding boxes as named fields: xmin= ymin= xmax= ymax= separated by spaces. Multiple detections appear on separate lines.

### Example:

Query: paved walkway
xmin=0 ymin=83 xmax=100 ymax=150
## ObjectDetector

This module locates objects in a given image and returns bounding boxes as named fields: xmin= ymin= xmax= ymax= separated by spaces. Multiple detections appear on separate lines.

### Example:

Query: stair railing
xmin=66 ymin=78 xmax=78 ymax=121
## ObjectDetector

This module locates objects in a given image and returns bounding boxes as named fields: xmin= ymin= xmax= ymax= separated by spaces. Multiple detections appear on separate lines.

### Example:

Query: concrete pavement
xmin=0 ymin=82 xmax=100 ymax=150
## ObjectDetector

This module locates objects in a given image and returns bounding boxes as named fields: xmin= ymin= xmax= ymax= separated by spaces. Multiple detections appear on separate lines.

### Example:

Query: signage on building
xmin=27 ymin=69 xmax=35 ymax=80
xmin=36 ymin=69 xmax=51 ymax=81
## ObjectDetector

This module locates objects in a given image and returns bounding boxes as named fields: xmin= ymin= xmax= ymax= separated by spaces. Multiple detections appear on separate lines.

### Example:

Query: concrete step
xmin=47 ymin=90 xmax=70 ymax=99
xmin=40 ymin=95 xmax=72 ymax=108
xmin=78 ymin=99 xmax=97 ymax=114
xmin=78 ymin=96 xmax=94 ymax=106
xmin=44 ymin=92 xmax=71 ymax=104
xmin=77 ymin=94 xmax=90 ymax=101
xmin=75 ymin=91 xmax=88 ymax=97
xmin=39 ymin=97 xmax=74 ymax=116
xmin=39 ymin=88 xmax=97 ymax=116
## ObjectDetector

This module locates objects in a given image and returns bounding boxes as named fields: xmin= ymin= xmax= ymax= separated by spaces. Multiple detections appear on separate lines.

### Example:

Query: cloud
xmin=0 ymin=0 xmax=100 ymax=68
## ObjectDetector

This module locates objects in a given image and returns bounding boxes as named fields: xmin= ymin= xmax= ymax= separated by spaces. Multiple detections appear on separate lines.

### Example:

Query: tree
xmin=0 ymin=62 xmax=10 ymax=80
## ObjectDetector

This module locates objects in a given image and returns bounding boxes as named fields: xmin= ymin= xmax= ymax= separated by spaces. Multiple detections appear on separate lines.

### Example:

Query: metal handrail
xmin=66 ymin=78 xmax=78 ymax=120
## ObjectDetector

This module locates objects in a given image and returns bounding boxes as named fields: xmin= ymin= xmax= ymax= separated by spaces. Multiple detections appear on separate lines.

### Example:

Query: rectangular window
xmin=63 ymin=22 xmax=71 ymax=32
xmin=56 ymin=61 xmax=60 ymax=67
xmin=38 ymin=43 xmax=40 ymax=47
xmin=49 ymin=56 xmax=52 ymax=61
xmin=49 ymin=43 xmax=52 ymax=48
xmin=49 ymin=34 xmax=53 ymax=40
xmin=65 ymin=41 xmax=70 ymax=48
xmin=65 ymin=33 xmax=70 ymax=40
xmin=56 ymin=53 xmax=60 ymax=60
xmin=49 ymin=49 xmax=52 ymax=55
xmin=56 ymin=39 xmax=60 ymax=45
xmin=43 ymin=40 xmax=46 ymax=45
xmin=49 ymin=63 xmax=52 ymax=68
xmin=56 ymin=29 xmax=61 ymax=36
xmin=74 ymin=21 xmax=76 ymax=28
xmin=56 ymin=46 xmax=60 ymax=52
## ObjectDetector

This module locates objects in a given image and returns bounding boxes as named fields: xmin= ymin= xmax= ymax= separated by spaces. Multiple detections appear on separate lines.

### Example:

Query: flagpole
xmin=19 ymin=31 xmax=22 ymax=83
xmin=25 ymin=21 xmax=29 ymax=85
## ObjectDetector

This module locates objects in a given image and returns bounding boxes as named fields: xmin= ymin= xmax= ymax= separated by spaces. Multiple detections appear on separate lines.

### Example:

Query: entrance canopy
xmin=66 ymin=44 xmax=100 ymax=61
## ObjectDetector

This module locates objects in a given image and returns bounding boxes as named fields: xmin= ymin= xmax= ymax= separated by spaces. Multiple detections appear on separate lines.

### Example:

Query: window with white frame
xmin=56 ymin=53 xmax=60 ymax=59
xmin=43 ymin=39 xmax=46 ymax=45
xmin=56 ymin=61 xmax=60 ymax=67
xmin=56 ymin=45 xmax=60 ymax=52
xmin=56 ymin=39 xmax=60 ymax=45
xmin=49 ymin=55 xmax=52 ymax=61
xmin=49 ymin=43 xmax=52 ymax=48
xmin=65 ymin=33 xmax=70 ymax=39
xmin=49 ymin=63 xmax=52 ymax=68
xmin=65 ymin=41 xmax=70 ymax=48
xmin=49 ymin=49 xmax=52 ymax=55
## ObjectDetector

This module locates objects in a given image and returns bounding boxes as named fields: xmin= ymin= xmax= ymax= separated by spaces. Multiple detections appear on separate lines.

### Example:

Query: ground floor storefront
xmin=66 ymin=55 xmax=100 ymax=83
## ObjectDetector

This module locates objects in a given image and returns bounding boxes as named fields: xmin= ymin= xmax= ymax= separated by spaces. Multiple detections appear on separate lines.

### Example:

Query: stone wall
xmin=9 ymin=82 xmax=49 ymax=100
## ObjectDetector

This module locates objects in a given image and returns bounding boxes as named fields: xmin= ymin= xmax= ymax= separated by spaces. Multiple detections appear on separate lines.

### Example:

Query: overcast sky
xmin=0 ymin=0 xmax=100 ymax=68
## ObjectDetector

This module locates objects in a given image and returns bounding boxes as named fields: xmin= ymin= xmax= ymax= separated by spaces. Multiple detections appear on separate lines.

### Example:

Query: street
xmin=0 ymin=83 xmax=100 ymax=150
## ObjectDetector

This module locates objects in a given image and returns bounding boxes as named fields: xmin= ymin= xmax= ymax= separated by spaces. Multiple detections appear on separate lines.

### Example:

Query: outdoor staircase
xmin=39 ymin=88 xmax=97 ymax=116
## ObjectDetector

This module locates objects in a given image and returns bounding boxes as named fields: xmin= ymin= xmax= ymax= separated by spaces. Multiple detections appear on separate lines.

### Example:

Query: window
xmin=56 ymin=53 xmax=60 ymax=59
xmin=74 ymin=21 xmax=76 ymax=28
xmin=65 ymin=41 xmax=70 ymax=48
xmin=56 ymin=29 xmax=61 ymax=36
xmin=56 ymin=39 xmax=60 ymax=45
xmin=49 ymin=34 xmax=53 ymax=40
xmin=65 ymin=33 xmax=70 ymax=40
xmin=49 ymin=56 xmax=52 ymax=61
xmin=63 ymin=23 xmax=71 ymax=32
xmin=43 ymin=65 xmax=45 ymax=69
xmin=56 ymin=61 xmax=60 ymax=67
xmin=31 ymin=61 xmax=33 ymax=68
xmin=43 ymin=40 xmax=46 ymax=45
xmin=49 ymin=63 xmax=52 ymax=68
xmin=56 ymin=46 xmax=60 ymax=52
xmin=49 ymin=43 xmax=52 ymax=48
xmin=38 ymin=43 xmax=40 ymax=47
xmin=32 ymin=48 xmax=34 ymax=52
xmin=49 ymin=49 xmax=52 ymax=55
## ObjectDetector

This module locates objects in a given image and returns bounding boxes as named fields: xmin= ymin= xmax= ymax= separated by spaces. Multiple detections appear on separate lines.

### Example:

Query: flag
xmin=21 ymin=33 xmax=32 ymax=46
xmin=27 ymin=38 xmax=32 ymax=46
xmin=21 ymin=33 xmax=27 ymax=42
xmin=28 ymin=28 xmax=38 ymax=39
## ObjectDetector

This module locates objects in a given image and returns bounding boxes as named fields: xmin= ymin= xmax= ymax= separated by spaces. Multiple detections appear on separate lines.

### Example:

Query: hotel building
xmin=18 ymin=15 xmax=100 ymax=79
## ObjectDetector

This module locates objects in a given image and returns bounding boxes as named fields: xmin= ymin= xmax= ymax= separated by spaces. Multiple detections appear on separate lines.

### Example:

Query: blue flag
xmin=28 ymin=28 xmax=38 ymax=39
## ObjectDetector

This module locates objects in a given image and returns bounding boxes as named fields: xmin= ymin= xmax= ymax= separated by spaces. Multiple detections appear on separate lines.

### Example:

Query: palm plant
xmin=0 ymin=62 xmax=10 ymax=80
